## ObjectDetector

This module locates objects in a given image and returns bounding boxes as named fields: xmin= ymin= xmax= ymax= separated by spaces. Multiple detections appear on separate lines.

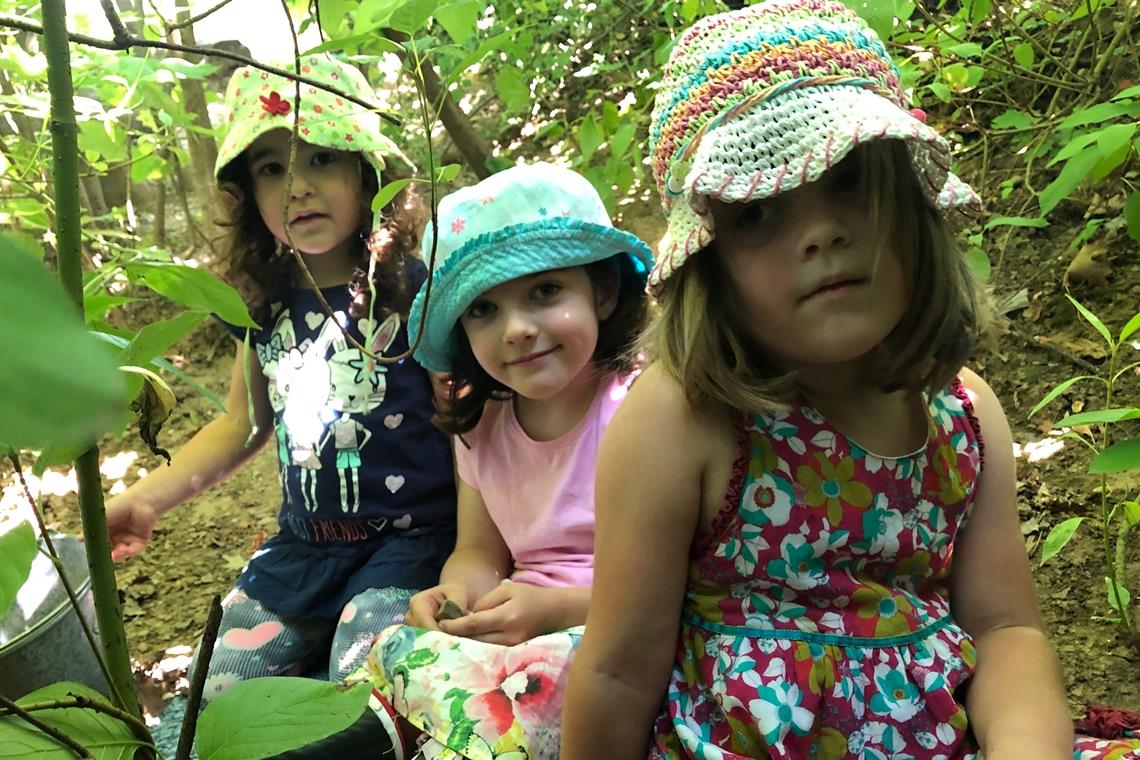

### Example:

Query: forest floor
xmin=2 ymin=170 xmax=1139 ymax=723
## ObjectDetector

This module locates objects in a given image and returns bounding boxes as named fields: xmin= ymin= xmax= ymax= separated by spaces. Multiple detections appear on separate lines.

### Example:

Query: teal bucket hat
xmin=408 ymin=163 xmax=654 ymax=373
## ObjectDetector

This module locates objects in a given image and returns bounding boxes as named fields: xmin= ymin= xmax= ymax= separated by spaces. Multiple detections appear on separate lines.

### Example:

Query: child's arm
xmin=562 ymin=365 xmax=708 ymax=759
xmin=406 ymin=478 xmax=512 ymax=628
xmin=951 ymin=367 xmax=1073 ymax=759
xmin=104 ymin=343 xmax=274 ymax=560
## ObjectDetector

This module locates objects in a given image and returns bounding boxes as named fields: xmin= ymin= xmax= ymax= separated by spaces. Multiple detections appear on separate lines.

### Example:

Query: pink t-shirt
xmin=454 ymin=372 xmax=635 ymax=588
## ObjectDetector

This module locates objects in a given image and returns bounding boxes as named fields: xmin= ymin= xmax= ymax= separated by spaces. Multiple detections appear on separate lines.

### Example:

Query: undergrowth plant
xmin=1031 ymin=297 xmax=1140 ymax=644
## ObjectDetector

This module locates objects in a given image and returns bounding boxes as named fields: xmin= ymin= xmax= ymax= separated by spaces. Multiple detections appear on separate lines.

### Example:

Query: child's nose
xmin=502 ymin=310 xmax=537 ymax=344
xmin=290 ymin=172 xmax=316 ymax=199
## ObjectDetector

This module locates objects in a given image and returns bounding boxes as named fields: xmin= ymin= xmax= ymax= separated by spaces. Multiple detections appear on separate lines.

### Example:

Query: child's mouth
xmin=802 ymin=277 xmax=867 ymax=302
xmin=290 ymin=212 xmax=327 ymax=226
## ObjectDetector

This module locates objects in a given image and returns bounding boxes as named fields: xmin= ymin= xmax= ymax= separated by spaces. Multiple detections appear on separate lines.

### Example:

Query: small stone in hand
xmin=437 ymin=599 xmax=466 ymax=621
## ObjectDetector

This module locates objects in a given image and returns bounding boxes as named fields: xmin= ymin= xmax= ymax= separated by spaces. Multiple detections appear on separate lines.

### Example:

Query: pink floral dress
xmin=651 ymin=381 xmax=1140 ymax=760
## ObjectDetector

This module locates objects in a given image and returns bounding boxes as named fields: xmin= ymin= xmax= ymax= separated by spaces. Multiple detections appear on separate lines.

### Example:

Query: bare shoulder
xmin=957 ymin=366 xmax=1012 ymax=444
xmin=617 ymin=363 xmax=730 ymax=457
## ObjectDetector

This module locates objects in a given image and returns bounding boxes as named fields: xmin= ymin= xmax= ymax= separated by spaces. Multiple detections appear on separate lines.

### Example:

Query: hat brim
xmin=408 ymin=219 xmax=654 ymax=373
xmin=650 ymin=85 xmax=980 ymax=294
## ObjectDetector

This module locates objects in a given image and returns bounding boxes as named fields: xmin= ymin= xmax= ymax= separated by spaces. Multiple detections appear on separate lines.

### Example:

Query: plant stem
xmin=1100 ymin=344 xmax=1135 ymax=636
xmin=177 ymin=595 xmax=222 ymax=760
xmin=42 ymin=0 xmax=143 ymax=720
xmin=8 ymin=694 xmax=153 ymax=747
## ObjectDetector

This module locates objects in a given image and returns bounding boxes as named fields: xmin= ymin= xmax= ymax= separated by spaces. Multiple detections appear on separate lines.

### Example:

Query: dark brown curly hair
xmin=216 ymin=154 xmax=426 ymax=326
xmin=433 ymin=254 xmax=649 ymax=436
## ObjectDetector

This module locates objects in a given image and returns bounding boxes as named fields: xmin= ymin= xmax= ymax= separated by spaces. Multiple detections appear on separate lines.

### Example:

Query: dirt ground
xmin=3 ymin=180 xmax=1139 ymax=722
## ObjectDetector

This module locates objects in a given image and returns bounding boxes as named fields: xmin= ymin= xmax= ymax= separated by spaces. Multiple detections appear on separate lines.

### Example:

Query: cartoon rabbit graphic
xmin=322 ymin=312 xmax=401 ymax=512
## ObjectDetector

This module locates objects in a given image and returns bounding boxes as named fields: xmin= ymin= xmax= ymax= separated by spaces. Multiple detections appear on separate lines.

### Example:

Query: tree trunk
xmin=174 ymin=9 xmax=219 ymax=204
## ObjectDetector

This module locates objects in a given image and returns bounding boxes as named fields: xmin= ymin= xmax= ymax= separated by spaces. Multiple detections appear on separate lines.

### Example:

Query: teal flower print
xmin=857 ymin=496 xmax=904 ymax=557
xmin=715 ymin=521 xmax=768 ymax=575
xmin=750 ymin=681 xmax=813 ymax=749
xmin=740 ymin=472 xmax=794 ymax=527
xmin=869 ymin=667 xmax=923 ymax=721
xmin=767 ymin=535 xmax=827 ymax=591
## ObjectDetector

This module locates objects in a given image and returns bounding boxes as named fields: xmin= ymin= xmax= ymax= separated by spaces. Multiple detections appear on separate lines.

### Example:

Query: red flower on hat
xmin=314 ymin=104 xmax=323 ymax=113
xmin=451 ymin=218 xmax=466 ymax=233
xmin=260 ymin=92 xmax=291 ymax=116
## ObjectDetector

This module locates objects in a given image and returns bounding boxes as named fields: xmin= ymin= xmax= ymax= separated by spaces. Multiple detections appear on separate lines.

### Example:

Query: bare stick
xmin=0 ymin=692 xmax=93 ymax=758
xmin=176 ymin=595 xmax=223 ymax=760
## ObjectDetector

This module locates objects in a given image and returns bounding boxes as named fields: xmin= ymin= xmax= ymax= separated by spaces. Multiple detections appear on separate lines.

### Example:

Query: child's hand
xmin=406 ymin=583 xmax=469 ymax=630
xmin=104 ymin=498 xmax=157 ymax=562
xmin=437 ymin=583 xmax=563 ymax=645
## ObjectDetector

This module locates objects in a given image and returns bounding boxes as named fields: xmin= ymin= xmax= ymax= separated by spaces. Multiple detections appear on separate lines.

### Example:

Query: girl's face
xmin=246 ymin=129 xmax=367 ymax=275
xmin=459 ymin=267 xmax=617 ymax=402
xmin=710 ymin=151 xmax=908 ymax=374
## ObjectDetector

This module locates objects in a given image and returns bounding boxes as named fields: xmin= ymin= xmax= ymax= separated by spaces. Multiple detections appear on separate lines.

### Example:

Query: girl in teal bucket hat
xmin=359 ymin=162 xmax=653 ymax=758
xmin=104 ymin=56 xmax=457 ymax=725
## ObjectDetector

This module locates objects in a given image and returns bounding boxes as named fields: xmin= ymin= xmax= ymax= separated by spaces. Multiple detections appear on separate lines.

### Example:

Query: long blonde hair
xmin=644 ymin=140 xmax=996 ymax=417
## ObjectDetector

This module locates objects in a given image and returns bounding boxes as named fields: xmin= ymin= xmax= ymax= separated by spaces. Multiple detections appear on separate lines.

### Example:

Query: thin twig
xmin=1009 ymin=325 xmax=1101 ymax=374
xmin=0 ymin=14 xmax=400 ymax=125
xmin=6 ymin=453 xmax=124 ymax=709
xmin=3 ymin=693 xmax=152 ymax=747
xmin=98 ymin=0 xmax=131 ymax=47
xmin=165 ymin=0 xmax=236 ymax=32
xmin=0 ymin=692 xmax=93 ymax=758
xmin=176 ymin=595 xmax=222 ymax=760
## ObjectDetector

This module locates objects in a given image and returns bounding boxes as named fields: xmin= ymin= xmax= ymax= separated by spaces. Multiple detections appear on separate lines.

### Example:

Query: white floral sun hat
xmin=647 ymin=0 xmax=981 ymax=296
xmin=215 ymin=54 xmax=410 ymax=192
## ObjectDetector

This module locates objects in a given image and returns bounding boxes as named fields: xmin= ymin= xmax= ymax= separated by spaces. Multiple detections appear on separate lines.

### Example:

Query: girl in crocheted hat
xmin=563 ymin=3 xmax=1140 ymax=760
xmin=359 ymin=162 xmax=653 ymax=759
xmin=104 ymin=55 xmax=457 ymax=706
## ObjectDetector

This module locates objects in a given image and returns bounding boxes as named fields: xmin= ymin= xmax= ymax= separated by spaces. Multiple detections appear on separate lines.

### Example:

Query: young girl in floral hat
xmin=361 ymin=162 xmax=653 ymax=759
xmin=562 ymin=2 xmax=1140 ymax=759
xmin=104 ymin=55 xmax=456 ymax=702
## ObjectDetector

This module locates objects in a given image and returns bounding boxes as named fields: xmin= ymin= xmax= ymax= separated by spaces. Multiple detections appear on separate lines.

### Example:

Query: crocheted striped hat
xmin=647 ymin=0 xmax=980 ymax=294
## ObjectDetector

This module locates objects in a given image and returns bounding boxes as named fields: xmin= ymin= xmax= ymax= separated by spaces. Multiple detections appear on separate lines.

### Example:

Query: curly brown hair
xmin=433 ymin=254 xmax=649 ymax=436
xmin=215 ymin=154 xmax=426 ymax=326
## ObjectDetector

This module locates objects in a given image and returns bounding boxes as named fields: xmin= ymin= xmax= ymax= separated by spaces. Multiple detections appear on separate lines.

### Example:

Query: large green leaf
xmin=124 ymin=262 xmax=257 ymax=329
xmin=196 ymin=678 xmax=371 ymax=760
xmin=0 ymin=521 xmax=36 ymax=619
xmin=1089 ymin=438 xmax=1140 ymax=474
xmin=1039 ymin=516 xmax=1082 ymax=566
xmin=495 ymin=66 xmax=531 ymax=113
xmin=118 ymin=310 xmax=208 ymax=367
xmin=0 ymin=682 xmax=143 ymax=759
xmin=435 ymin=0 xmax=480 ymax=43
xmin=0 ymin=235 xmax=126 ymax=449
xmin=1039 ymin=148 xmax=1100 ymax=216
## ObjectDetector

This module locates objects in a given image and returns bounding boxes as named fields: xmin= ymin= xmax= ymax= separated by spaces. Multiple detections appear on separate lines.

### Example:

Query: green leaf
xmin=304 ymin=32 xmax=385 ymax=56
xmin=577 ymin=116 xmax=604 ymax=163
xmin=1039 ymin=149 xmax=1100 ymax=216
xmin=1058 ymin=100 xmax=1140 ymax=131
xmin=1089 ymin=438 xmax=1140 ymax=474
xmin=435 ymin=163 xmax=461 ymax=184
xmin=119 ymin=311 xmax=207 ymax=368
xmin=609 ymin=122 xmax=638 ymax=159
xmin=434 ymin=0 xmax=479 ymax=43
xmin=946 ymin=42 xmax=983 ymax=58
xmin=1028 ymin=375 xmax=1099 ymax=418
xmin=0 ymin=235 xmax=126 ymax=450
xmin=1040 ymin=517 xmax=1082 ymax=565
xmin=1120 ymin=310 xmax=1140 ymax=342
xmin=1119 ymin=501 xmax=1140 ymax=528
xmin=1104 ymin=577 xmax=1131 ymax=614
xmin=389 ymin=0 xmax=437 ymax=34
xmin=1065 ymin=294 xmax=1113 ymax=347
xmin=371 ymin=177 xmax=413 ymax=212
xmin=1012 ymin=42 xmax=1034 ymax=69
xmin=197 ymin=678 xmax=370 ymax=760
xmin=1054 ymin=408 xmax=1140 ymax=428
xmin=125 ymin=263 xmax=257 ymax=329
xmin=0 ymin=682 xmax=140 ymax=759
xmin=984 ymin=215 xmax=1048 ymax=229
xmin=992 ymin=109 xmax=1033 ymax=130
xmin=494 ymin=66 xmax=531 ymax=113
xmin=968 ymin=0 xmax=991 ymax=23
xmin=963 ymin=247 xmax=990 ymax=282
xmin=1112 ymin=84 xmax=1140 ymax=101
xmin=1123 ymin=190 xmax=1140 ymax=246
xmin=0 ymin=522 xmax=36 ymax=619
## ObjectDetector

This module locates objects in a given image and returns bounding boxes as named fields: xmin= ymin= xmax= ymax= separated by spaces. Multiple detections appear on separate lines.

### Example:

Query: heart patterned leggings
xmin=190 ymin=585 xmax=414 ymax=705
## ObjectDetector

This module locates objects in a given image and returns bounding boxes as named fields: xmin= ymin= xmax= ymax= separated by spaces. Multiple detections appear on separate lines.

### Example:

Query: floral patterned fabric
xmin=364 ymin=624 xmax=583 ymax=759
xmin=651 ymin=381 xmax=1140 ymax=760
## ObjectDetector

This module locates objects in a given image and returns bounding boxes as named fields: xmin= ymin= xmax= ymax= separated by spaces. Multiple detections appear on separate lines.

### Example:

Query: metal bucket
xmin=0 ymin=534 xmax=109 ymax=699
